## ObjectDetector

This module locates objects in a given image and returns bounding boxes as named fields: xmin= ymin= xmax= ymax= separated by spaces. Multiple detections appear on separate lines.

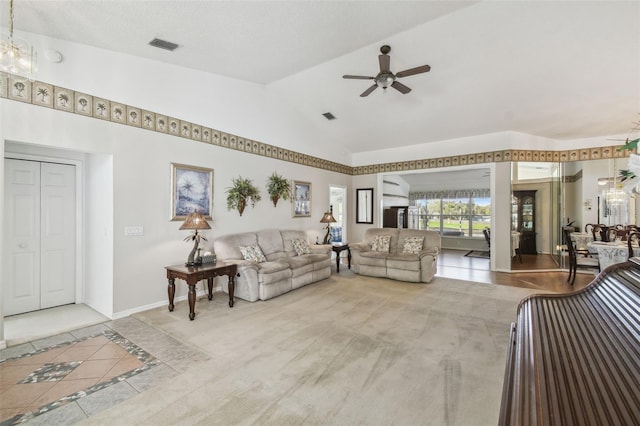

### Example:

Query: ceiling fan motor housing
xmin=376 ymin=72 xmax=395 ymax=89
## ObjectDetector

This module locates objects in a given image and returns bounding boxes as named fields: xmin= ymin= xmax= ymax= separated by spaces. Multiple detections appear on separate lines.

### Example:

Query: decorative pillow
xmin=292 ymin=238 xmax=312 ymax=255
xmin=239 ymin=244 xmax=267 ymax=263
xmin=402 ymin=236 xmax=424 ymax=254
xmin=371 ymin=235 xmax=391 ymax=253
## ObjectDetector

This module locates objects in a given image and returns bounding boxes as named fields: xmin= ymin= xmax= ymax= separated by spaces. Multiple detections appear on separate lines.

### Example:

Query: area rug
xmin=465 ymin=250 xmax=490 ymax=258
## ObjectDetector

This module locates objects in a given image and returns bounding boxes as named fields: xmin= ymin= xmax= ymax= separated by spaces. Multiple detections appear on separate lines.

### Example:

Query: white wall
xmin=1 ymin=100 xmax=350 ymax=318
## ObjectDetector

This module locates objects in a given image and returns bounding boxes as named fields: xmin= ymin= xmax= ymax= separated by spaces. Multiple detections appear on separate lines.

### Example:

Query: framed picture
xmin=293 ymin=180 xmax=311 ymax=217
xmin=356 ymin=188 xmax=374 ymax=224
xmin=170 ymin=163 xmax=214 ymax=221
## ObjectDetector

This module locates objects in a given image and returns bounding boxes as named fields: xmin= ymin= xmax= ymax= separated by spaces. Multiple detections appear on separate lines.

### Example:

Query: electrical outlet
xmin=125 ymin=226 xmax=144 ymax=236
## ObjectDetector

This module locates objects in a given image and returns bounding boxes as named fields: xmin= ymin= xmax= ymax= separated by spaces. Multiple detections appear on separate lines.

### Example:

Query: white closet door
xmin=3 ymin=159 xmax=76 ymax=316
xmin=3 ymin=159 xmax=42 ymax=316
xmin=40 ymin=162 xmax=76 ymax=309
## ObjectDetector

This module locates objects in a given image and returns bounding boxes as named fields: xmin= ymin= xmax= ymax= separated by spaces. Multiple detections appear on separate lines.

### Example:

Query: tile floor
xmin=0 ymin=317 xmax=209 ymax=425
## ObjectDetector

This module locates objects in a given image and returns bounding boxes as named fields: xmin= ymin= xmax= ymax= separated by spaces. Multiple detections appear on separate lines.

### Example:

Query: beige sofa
xmin=351 ymin=228 xmax=441 ymax=283
xmin=212 ymin=229 xmax=331 ymax=302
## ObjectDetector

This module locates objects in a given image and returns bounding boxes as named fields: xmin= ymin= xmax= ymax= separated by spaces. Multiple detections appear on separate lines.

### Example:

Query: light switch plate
xmin=125 ymin=226 xmax=144 ymax=236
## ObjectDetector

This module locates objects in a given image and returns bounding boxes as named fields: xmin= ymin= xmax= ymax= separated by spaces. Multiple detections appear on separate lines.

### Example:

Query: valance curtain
xmin=409 ymin=189 xmax=490 ymax=201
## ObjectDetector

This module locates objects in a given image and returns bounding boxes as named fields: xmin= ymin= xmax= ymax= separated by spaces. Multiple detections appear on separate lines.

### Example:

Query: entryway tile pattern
xmin=0 ymin=317 xmax=209 ymax=425
xmin=0 ymin=330 xmax=155 ymax=424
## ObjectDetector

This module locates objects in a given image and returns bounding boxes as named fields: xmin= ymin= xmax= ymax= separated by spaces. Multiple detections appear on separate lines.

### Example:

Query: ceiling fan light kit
xmin=343 ymin=45 xmax=430 ymax=97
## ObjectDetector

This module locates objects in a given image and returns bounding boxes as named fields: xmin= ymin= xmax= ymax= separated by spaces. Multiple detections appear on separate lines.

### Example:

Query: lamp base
xmin=186 ymin=239 xmax=199 ymax=266
xmin=323 ymin=227 xmax=332 ymax=245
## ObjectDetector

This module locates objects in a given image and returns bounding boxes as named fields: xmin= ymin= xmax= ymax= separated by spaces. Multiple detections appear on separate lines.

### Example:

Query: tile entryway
xmin=0 ymin=317 xmax=209 ymax=425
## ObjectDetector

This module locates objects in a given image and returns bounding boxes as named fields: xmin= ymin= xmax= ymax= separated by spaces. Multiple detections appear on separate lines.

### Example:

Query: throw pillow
xmin=239 ymin=244 xmax=267 ymax=263
xmin=402 ymin=236 xmax=424 ymax=254
xmin=292 ymin=238 xmax=312 ymax=255
xmin=371 ymin=235 xmax=391 ymax=253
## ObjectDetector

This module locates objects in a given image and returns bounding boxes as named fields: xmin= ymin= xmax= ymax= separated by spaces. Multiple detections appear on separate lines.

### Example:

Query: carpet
xmin=82 ymin=272 xmax=538 ymax=426
xmin=465 ymin=250 xmax=491 ymax=258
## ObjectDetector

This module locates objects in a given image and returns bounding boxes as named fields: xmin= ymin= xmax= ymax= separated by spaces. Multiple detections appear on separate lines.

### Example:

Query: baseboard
xmin=111 ymin=284 xmax=222 ymax=319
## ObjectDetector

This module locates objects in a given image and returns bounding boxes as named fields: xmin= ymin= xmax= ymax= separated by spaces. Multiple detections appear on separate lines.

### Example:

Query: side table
xmin=165 ymin=262 xmax=237 ymax=320
xmin=331 ymin=243 xmax=351 ymax=273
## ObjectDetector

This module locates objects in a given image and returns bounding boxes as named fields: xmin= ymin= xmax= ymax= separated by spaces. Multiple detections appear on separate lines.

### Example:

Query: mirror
xmin=356 ymin=188 xmax=374 ymax=224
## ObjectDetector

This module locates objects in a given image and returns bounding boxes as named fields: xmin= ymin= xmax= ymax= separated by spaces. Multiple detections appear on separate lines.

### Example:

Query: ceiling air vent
xmin=149 ymin=38 xmax=179 ymax=51
xmin=322 ymin=112 xmax=336 ymax=120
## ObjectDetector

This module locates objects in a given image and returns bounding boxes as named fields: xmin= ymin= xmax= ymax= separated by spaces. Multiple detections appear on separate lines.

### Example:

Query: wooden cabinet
xmin=512 ymin=190 xmax=537 ymax=254
xmin=383 ymin=206 xmax=408 ymax=228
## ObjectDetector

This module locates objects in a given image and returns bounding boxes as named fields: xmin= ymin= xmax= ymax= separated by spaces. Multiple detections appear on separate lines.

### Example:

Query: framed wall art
xmin=170 ymin=163 xmax=213 ymax=221
xmin=293 ymin=180 xmax=311 ymax=217
xmin=356 ymin=188 xmax=374 ymax=224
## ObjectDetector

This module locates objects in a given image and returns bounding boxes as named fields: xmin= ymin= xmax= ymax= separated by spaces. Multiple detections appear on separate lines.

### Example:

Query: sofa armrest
xmin=350 ymin=242 xmax=371 ymax=252
xmin=418 ymin=247 xmax=439 ymax=257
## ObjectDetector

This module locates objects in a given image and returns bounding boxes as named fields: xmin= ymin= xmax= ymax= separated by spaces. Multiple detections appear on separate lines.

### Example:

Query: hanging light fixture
xmin=0 ymin=0 xmax=37 ymax=81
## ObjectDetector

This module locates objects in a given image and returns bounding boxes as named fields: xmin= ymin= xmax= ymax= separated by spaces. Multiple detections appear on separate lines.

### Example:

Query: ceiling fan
xmin=343 ymin=45 xmax=431 ymax=97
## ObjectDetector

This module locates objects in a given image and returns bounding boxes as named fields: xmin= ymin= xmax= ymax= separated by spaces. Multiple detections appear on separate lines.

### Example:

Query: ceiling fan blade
xmin=391 ymin=81 xmax=411 ymax=94
xmin=343 ymin=75 xmax=374 ymax=80
xmin=396 ymin=64 xmax=431 ymax=78
xmin=379 ymin=54 xmax=390 ymax=72
xmin=360 ymin=84 xmax=378 ymax=97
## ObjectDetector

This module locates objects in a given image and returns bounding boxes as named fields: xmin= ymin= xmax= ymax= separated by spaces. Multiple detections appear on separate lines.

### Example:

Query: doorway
xmin=330 ymin=186 xmax=346 ymax=243
xmin=3 ymin=159 xmax=76 ymax=316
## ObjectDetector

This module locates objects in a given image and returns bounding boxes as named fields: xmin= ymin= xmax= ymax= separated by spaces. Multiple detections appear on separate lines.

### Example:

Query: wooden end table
xmin=165 ymin=262 xmax=237 ymax=320
xmin=331 ymin=243 xmax=351 ymax=273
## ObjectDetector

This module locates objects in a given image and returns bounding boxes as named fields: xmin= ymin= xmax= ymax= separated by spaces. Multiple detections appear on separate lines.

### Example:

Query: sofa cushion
xmin=239 ymin=244 xmax=267 ymax=262
xmin=257 ymin=229 xmax=285 ymax=259
xmin=212 ymin=232 xmax=258 ymax=260
xmin=372 ymin=235 xmax=391 ymax=252
xmin=257 ymin=261 xmax=292 ymax=285
xmin=359 ymin=251 xmax=388 ymax=267
xmin=387 ymin=254 xmax=421 ymax=271
xmin=402 ymin=236 xmax=424 ymax=254
xmin=281 ymin=230 xmax=309 ymax=257
xmin=292 ymin=238 xmax=312 ymax=255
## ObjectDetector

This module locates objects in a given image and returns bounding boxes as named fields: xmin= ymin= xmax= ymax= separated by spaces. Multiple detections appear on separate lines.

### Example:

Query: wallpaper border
xmin=0 ymin=72 xmax=630 ymax=176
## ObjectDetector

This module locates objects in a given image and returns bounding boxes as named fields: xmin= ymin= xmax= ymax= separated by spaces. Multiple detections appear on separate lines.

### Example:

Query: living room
xmin=1 ymin=1 xmax=639 ymax=423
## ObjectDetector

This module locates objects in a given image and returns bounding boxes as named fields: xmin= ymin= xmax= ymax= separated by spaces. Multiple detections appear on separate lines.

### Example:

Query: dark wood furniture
xmin=165 ymin=262 xmax=237 ymax=320
xmin=629 ymin=232 xmax=640 ymax=258
xmin=499 ymin=258 xmax=640 ymax=425
xmin=383 ymin=206 xmax=408 ymax=228
xmin=563 ymin=227 xmax=600 ymax=285
xmin=331 ymin=243 xmax=351 ymax=273
xmin=511 ymin=190 xmax=537 ymax=254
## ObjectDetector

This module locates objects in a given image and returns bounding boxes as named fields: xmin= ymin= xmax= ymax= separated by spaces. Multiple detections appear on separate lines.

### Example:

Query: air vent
xmin=149 ymin=38 xmax=179 ymax=51
xmin=322 ymin=112 xmax=336 ymax=120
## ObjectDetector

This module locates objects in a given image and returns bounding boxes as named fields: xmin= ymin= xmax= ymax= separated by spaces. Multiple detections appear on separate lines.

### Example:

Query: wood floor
xmin=437 ymin=249 xmax=594 ymax=293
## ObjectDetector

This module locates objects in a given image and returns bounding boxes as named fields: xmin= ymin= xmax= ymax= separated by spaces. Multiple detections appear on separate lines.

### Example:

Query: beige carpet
xmin=80 ymin=271 xmax=539 ymax=425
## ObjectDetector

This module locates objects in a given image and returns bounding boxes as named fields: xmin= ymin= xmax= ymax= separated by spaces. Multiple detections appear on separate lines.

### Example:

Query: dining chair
xmin=628 ymin=232 xmax=640 ymax=259
xmin=564 ymin=228 xmax=600 ymax=285
xmin=483 ymin=228 xmax=490 ymax=249
xmin=606 ymin=228 xmax=618 ymax=242
xmin=592 ymin=224 xmax=611 ymax=242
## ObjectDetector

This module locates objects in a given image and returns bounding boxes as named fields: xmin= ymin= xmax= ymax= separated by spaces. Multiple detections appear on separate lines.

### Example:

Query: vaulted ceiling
xmin=3 ymin=1 xmax=639 ymax=155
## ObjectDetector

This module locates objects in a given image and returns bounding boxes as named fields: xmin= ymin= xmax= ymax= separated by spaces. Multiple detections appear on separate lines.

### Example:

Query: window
xmin=408 ymin=190 xmax=490 ymax=238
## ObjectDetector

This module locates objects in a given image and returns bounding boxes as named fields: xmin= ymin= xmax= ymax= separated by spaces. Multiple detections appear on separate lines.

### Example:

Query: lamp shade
xmin=320 ymin=211 xmax=337 ymax=224
xmin=179 ymin=211 xmax=211 ymax=230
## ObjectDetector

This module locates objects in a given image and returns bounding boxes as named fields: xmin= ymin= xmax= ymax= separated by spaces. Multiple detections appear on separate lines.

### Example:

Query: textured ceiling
xmin=2 ymin=1 xmax=639 ymax=155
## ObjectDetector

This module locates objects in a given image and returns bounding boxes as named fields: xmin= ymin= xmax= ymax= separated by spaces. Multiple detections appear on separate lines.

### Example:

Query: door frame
xmin=3 ymin=152 xmax=85 ymax=305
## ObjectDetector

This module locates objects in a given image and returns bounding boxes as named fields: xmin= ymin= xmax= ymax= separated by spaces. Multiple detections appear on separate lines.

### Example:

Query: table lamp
xmin=179 ymin=211 xmax=211 ymax=266
xmin=320 ymin=209 xmax=337 ymax=244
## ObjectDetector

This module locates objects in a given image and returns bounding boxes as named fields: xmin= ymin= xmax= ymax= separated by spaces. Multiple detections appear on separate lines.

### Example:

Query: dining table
xmin=511 ymin=231 xmax=521 ymax=257
xmin=586 ymin=241 xmax=640 ymax=270
xmin=570 ymin=232 xmax=594 ymax=251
